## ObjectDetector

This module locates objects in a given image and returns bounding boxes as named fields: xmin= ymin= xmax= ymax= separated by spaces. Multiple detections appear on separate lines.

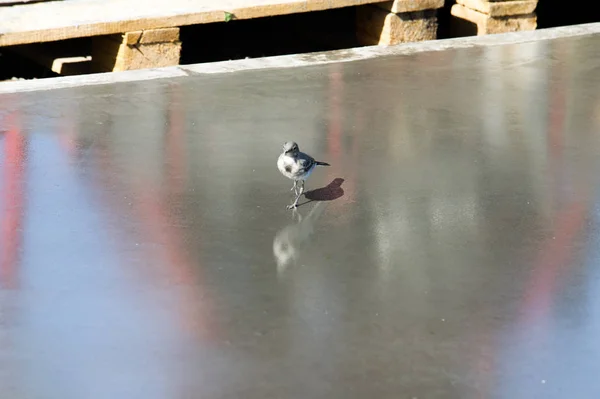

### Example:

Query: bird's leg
xmin=297 ymin=181 xmax=303 ymax=196
xmin=287 ymin=181 xmax=305 ymax=210
xmin=287 ymin=195 xmax=299 ymax=209
xmin=287 ymin=188 xmax=301 ymax=210
xmin=291 ymin=180 xmax=297 ymax=193
xmin=287 ymin=180 xmax=307 ymax=210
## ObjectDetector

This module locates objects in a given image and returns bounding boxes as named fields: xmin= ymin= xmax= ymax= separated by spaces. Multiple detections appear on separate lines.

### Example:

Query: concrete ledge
xmin=1 ymin=22 xmax=599 ymax=95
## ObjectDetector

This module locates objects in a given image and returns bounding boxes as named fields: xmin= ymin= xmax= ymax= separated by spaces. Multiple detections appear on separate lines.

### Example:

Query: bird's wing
xmin=296 ymin=153 xmax=315 ymax=174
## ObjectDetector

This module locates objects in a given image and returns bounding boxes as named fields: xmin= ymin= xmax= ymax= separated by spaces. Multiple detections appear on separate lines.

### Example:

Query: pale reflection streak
xmin=465 ymin=43 xmax=545 ymax=398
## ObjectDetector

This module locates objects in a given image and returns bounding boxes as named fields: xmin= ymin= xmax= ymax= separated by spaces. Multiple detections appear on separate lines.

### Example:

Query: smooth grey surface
xmin=1 ymin=33 xmax=600 ymax=399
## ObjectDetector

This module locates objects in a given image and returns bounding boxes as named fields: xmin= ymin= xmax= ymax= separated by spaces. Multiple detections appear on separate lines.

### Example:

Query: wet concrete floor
xmin=1 ymin=32 xmax=600 ymax=398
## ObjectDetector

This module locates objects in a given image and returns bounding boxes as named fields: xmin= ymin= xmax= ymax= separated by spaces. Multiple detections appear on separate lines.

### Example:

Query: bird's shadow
xmin=297 ymin=177 xmax=345 ymax=207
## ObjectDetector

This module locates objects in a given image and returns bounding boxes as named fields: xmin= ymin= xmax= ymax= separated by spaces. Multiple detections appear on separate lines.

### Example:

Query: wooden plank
xmin=0 ymin=0 xmax=390 ymax=47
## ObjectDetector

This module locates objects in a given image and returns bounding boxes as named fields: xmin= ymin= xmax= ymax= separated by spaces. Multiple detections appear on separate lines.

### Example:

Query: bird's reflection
xmin=273 ymin=202 xmax=327 ymax=275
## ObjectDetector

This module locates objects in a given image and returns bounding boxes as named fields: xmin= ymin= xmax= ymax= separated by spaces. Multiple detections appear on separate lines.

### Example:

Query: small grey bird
xmin=277 ymin=141 xmax=330 ymax=209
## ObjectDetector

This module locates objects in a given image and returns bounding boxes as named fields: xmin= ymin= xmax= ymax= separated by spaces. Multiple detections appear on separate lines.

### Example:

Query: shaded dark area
xmin=437 ymin=0 xmax=457 ymax=39
xmin=446 ymin=16 xmax=478 ymax=38
xmin=180 ymin=6 xmax=361 ymax=64
xmin=536 ymin=0 xmax=599 ymax=29
xmin=0 ymin=48 xmax=58 ymax=81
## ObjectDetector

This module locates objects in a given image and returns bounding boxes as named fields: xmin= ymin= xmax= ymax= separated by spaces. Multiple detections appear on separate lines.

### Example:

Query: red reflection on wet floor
xmin=0 ymin=112 xmax=26 ymax=289
xmin=523 ymin=201 xmax=587 ymax=320
xmin=166 ymin=85 xmax=186 ymax=197
xmin=58 ymin=104 xmax=78 ymax=157
xmin=520 ymin=44 xmax=586 ymax=324
xmin=87 ymin=87 xmax=218 ymax=342
xmin=468 ymin=45 xmax=586 ymax=398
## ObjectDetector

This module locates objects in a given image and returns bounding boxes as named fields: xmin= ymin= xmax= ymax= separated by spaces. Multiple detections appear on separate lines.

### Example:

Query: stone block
xmin=450 ymin=4 xmax=536 ymax=35
xmin=356 ymin=6 xmax=438 ymax=45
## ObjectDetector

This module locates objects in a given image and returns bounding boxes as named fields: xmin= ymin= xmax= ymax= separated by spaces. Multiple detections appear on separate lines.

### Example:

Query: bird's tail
xmin=316 ymin=161 xmax=330 ymax=166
